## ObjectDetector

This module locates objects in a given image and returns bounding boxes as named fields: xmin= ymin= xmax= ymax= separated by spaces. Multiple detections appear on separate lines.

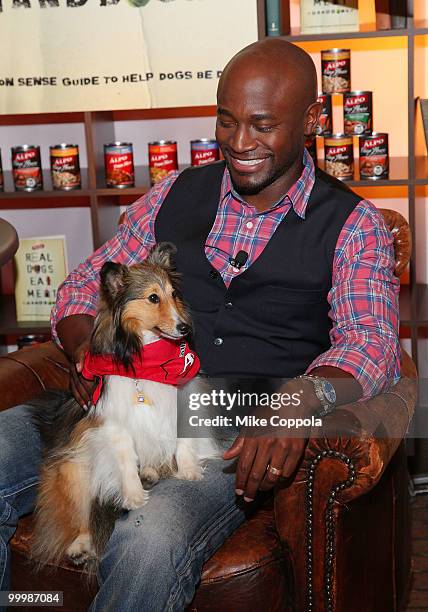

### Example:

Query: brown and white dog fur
xmin=31 ymin=242 xmax=220 ymax=569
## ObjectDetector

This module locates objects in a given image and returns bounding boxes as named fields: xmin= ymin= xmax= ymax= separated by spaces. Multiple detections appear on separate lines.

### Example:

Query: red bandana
xmin=82 ymin=339 xmax=200 ymax=405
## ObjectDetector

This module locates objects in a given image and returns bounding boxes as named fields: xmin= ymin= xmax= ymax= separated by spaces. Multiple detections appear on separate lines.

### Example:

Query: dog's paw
xmin=66 ymin=533 xmax=96 ymax=565
xmin=139 ymin=466 xmax=159 ymax=487
xmin=175 ymin=465 xmax=205 ymax=481
xmin=122 ymin=488 xmax=149 ymax=510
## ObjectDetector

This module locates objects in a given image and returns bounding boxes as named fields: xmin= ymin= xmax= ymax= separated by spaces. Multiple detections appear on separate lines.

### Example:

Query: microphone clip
xmin=229 ymin=250 xmax=249 ymax=270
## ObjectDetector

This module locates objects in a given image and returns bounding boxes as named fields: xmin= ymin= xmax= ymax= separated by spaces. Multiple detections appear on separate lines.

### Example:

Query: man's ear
xmin=100 ymin=261 xmax=127 ymax=300
xmin=147 ymin=242 xmax=177 ymax=270
xmin=304 ymin=101 xmax=322 ymax=137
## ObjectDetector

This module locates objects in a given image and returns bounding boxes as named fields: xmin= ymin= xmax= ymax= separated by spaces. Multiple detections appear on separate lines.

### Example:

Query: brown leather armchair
xmin=0 ymin=209 xmax=416 ymax=612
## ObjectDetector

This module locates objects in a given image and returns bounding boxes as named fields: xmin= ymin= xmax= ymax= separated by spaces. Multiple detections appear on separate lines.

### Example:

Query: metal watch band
xmin=298 ymin=374 xmax=336 ymax=418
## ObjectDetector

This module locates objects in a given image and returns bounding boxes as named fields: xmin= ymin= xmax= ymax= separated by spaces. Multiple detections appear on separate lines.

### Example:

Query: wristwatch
xmin=299 ymin=375 xmax=337 ymax=417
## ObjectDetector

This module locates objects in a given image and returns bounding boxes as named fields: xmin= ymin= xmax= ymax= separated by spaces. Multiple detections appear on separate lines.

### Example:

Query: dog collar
xmin=82 ymin=339 xmax=200 ymax=405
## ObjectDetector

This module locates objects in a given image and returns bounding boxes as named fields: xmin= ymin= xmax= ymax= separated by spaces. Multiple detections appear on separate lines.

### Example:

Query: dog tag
xmin=134 ymin=381 xmax=152 ymax=406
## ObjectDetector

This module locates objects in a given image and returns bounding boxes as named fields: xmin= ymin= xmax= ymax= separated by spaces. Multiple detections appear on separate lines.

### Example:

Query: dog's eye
xmin=148 ymin=294 xmax=160 ymax=304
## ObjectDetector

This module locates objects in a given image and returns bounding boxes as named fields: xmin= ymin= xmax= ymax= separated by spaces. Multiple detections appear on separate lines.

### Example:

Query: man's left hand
xmin=222 ymin=379 xmax=319 ymax=502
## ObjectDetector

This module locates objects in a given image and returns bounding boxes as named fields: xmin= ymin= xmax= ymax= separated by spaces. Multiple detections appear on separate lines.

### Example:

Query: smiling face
xmin=216 ymin=41 xmax=320 ymax=211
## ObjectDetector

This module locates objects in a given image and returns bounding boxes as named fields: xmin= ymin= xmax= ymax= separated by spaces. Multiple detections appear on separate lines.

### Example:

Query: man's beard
xmin=228 ymin=162 xmax=288 ymax=197
xmin=224 ymin=155 xmax=293 ymax=196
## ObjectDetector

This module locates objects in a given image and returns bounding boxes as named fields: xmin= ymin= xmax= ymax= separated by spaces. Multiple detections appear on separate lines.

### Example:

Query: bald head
xmin=218 ymin=39 xmax=318 ymax=111
xmin=215 ymin=39 xmax=321 ymax=210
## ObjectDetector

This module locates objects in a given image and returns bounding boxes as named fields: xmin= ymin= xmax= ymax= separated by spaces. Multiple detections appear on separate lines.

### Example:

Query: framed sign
xmin=14 ymin=236 xmax=68 ymax=322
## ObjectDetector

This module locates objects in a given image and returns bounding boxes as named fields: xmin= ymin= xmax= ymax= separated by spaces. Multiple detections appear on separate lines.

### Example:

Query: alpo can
xmin=321 ymin=49 xmax=351 ymax=94
xmin=316 ymin=94 xmax=332 ymax=136
xmin=324 ymin=134 xmax=353 ymax=180
xmin=11 ymin=145 xmax=43 ymax=192
xmin=191 ymin=139 xmax=219 ymax=166
xmin=104 ymin=142 xmax=135 ymax=188
xmin=50 ymin=144 xmax=81 ymax=190
xmin=344 ymin=91 xmax=373 ymax=135
xmin=359 ymin=132 xmax=389 ymax=179
xmin=149 ymin=141 xmax=178 ymax=185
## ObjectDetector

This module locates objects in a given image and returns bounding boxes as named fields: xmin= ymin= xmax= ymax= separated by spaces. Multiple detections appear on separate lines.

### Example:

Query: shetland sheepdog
xmin=31 ymin=242 xmax=221 ymax=569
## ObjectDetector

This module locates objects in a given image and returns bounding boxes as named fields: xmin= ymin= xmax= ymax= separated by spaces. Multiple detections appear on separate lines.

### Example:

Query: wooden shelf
xmin=280 ymin=27 xmax=409 ymax=43
xmin=111 ymin=106 xmax=217 ymax=121
xmin=416 ymin=157 xmax=428 ymax=184
xmin=317 ymin=157 xmax=408 ymax=186
xmin=0 ymin=157 xmax=415 ymax=209
xmin=0 ymin=295 xmax=50 ymax=335
xmin=0 ymin=112 xmax=85 ymax=126
xmin=0 ymin=169 xmax=91 ymax=208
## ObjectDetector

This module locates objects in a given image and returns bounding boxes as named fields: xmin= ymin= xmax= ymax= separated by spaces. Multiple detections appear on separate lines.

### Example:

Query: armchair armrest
xmin=0 ymin=342 xmax=70 ymax=412
xmin=274 ymin=350 xmax=417 ymax=612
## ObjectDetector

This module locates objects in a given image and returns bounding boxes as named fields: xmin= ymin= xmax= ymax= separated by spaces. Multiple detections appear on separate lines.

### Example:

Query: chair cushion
xmin=11 ymin=500 xmax=290 ymax=612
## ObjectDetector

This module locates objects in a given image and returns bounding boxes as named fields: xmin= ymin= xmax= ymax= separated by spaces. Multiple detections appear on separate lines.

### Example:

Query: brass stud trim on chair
xmin=305 ymin=451 xmax=356 ymax=612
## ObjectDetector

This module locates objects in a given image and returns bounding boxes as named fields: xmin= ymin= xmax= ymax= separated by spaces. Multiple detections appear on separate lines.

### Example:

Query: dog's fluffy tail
xmin=28 ymin=389 xmax=86 ymax=453
xmin=89 ymin=499 xmax=122 ymax=560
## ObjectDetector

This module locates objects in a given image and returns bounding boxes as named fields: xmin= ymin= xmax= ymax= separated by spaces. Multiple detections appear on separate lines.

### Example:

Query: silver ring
xmin=269 ymin=466 xmax=282 ymax=476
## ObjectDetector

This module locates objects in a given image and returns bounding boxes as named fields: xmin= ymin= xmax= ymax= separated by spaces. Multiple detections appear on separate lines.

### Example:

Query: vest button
xmin=225 ymin=302 xmax=234 ymax=310
xmin=213 ymin=337 xmax=223 ymax=346
xmin=209 ymin=270 xmax=219 ymax=279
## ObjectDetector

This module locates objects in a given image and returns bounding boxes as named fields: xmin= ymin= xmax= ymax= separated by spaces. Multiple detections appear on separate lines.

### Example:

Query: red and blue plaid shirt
xmin=51 ymin=151 xmax=401 ymax=399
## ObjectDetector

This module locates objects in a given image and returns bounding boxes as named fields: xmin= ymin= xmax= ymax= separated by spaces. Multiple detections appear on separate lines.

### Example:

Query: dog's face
xmin=93 ymin=243 xmax=192 ymax=366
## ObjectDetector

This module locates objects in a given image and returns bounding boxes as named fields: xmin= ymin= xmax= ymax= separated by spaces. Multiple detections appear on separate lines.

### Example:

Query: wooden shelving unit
xmin=256 ymin=0 xmax=428 ymax=371
xmin=0 ymin=0 xmax=427 ymax=364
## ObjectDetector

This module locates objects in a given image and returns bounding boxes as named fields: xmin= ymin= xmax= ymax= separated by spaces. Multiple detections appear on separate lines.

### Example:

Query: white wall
xmin=0 ymin=207 xmax=93 ymax=272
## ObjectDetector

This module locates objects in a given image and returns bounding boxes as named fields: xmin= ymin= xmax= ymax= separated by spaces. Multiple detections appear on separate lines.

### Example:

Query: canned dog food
xmin=344 ymin=91 xmax=372 ymax=135
xmin=324 ymin=134 xmax=353 ymax=180
xmin=305 ymin=136 xmax=317 ymax=165
xmin=104 ymin=142 xmax=135 ymax=188
xmin=359 ymin=132 xmax=389 ymax=179
xmin=0 ymin=149 xmax=3 ymax=192
xmin=50 ymin=144 xmax=81 ymax=190
xmin=322 ymin=49 xmax=351 ymax=94
xmin=316 ymin=94 xmax=332 ymax=136
xmin=11 ymin=145 xmax=43 ymax=191
xmin=149 ymin=141 xmax=178 ymax=185
xmin=191 ymin=139 xmax=219 ymax=166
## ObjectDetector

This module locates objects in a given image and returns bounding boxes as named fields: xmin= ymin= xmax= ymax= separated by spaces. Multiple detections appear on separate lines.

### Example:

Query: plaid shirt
xmin=51 ymin=150 xmax=401 ymax=399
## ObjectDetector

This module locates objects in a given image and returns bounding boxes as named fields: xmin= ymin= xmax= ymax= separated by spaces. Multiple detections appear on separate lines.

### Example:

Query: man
xmin=0 ymin=39 xmax=399 ymax=611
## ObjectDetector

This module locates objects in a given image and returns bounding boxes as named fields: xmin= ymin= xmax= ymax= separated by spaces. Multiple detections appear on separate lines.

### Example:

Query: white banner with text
xmin=0 ymin=0 xmax=258 ymax=114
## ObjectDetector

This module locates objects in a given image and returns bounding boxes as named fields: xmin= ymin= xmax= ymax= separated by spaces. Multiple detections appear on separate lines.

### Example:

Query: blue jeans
xmin=0 ymin=395 xmax=248 ymax=612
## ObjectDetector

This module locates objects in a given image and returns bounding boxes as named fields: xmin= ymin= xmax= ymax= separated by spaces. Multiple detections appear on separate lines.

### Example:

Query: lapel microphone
xmin=229 ymin=250 xmax=249 ymax=270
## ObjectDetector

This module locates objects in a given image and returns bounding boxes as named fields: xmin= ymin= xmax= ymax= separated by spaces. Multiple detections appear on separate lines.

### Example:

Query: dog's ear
xmin=147 ymin=242 xmax=177 ymax=270
xmin=100 ymin=261 xmax=127 ymax=300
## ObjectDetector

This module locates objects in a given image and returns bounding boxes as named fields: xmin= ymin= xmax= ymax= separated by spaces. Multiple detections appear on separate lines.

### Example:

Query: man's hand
xmin=222 ymin=379 xmax=319 ymax=502
xmin=70 ymin=338 xmax=97 ymax=410
xmin=56 ymin=314 xmax=96 ymax=410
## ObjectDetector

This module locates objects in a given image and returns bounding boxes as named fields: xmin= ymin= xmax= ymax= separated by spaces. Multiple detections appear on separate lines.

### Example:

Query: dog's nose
xmin=177 ymin=322 xmax=191 ymax=335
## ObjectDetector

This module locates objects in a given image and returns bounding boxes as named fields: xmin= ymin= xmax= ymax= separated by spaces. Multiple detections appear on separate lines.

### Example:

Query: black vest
xmin=155 ymin=162 xmax=360 ymax=378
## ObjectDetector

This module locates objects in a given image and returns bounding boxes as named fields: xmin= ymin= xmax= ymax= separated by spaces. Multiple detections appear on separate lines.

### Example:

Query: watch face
xmin=322 ymin=380 xmax=336 ymax=404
